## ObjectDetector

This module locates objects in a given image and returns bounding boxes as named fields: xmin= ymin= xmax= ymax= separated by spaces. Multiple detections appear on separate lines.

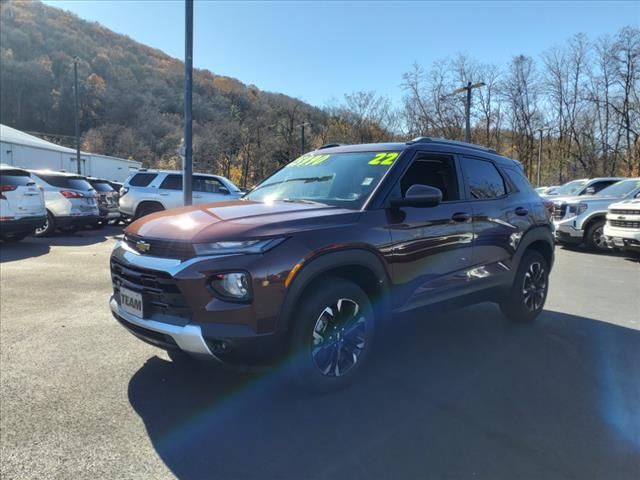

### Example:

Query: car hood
xmin=553 ymin=195 xmax=620 ymax=205
xmin=125 ymin=199 xmax=360 ymax=243
xmin=609 ymin=198 xmax=640 ymax=209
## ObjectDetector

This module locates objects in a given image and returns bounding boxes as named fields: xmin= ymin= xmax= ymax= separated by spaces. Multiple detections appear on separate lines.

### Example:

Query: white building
xmin=0 ymin=124 xmax=141 ymax=182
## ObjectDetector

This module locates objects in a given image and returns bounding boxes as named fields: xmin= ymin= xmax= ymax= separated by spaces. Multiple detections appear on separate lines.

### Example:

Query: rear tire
xmin=585 ymin=219 xmax=608 ymax=252
xmin=289 ymin=277 xmax=376 ymax=392
xmin=34 ymin=211 xmax=55 ymax=237
xmin=500 ymin=250 xmax=549 ymax=323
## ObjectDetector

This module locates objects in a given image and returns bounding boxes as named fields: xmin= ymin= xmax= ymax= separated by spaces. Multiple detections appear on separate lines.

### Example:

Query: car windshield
xmin=245 ymin=151 xmax=400 ymax=208
xmin=90 ymin=181 xmax=114 ymax=192
xmin=37 ymin=174 xmax=94 ymax=191
xmin=595 ymin=179 xmax=640 ymax=197
xmin=554 ymin=179 xmax=588 ymax=196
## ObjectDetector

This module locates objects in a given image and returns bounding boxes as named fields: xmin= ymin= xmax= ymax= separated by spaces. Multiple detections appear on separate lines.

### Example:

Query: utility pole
xmin=298 ymin=122 xmax=311 ymax=155
xmin=182 ymin=0 xmax=193 ymax=206
xmin=445 ymin=81 xmax=485 ymax=143
xmin=73 ymin=56 xmax=81 ymax=175
xmin=537 ymin=127 xmax=551 ymax=186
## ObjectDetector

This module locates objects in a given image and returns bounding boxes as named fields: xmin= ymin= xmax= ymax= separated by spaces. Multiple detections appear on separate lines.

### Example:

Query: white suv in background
xmin=119 ymin=170 xmax=242 ymax=219
xmin=604 ymin=194 xmax=640 ymax=254
xmin=0 ymin=165 xmax=46 ymax=242
xmin=28 ymin=170 xmax=99 ymax=236
xmin=553 ymin=178 xmax=640 ymax=251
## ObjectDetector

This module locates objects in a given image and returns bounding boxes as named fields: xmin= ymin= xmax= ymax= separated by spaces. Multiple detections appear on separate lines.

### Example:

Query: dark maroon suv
xmin=110 ymin=138 xmax=554 ymax=391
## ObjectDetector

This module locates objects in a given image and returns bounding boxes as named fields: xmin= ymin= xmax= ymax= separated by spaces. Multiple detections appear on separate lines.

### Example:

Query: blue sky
xmin=44 ymin=1 xmax=638 ymax=107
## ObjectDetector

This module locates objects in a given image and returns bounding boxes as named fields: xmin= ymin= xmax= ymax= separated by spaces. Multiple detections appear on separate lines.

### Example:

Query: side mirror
xmin=219 ymin=186 xmax=230 ymax=195
xmin=584 ymin=186 xmax=595 ymax=195
xmin=390 ymin=184 xmax=442 ymax=208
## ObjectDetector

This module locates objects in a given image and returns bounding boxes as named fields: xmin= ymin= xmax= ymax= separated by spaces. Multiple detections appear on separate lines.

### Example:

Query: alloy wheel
xmin=522 ymin=261 xmax=547 ymax=312
xmin=35 ymin=217 xmax=49 ymax=236
xmin=592 ymin=225 xmax=607 ymax=250
xmin=311 ymin=298 xmax=366 ymax=377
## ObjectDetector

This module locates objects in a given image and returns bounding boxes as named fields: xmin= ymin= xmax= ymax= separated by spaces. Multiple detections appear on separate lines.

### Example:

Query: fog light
xmin=210 ymin=272 xmax=251 ymax=301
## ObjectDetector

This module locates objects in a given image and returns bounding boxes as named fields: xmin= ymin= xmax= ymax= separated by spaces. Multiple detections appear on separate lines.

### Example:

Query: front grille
xmin=553 ymin=203 xmax=567 ymax=220
xmin=608 ymin=220 xmax=640 ymax=229
xmin=124 ymin=234 xmax=195 ymax=259
xmin=111 ymin=258 xmax=191 ymax=320
xmin=610 ymin=209 xmax=640 ymax=215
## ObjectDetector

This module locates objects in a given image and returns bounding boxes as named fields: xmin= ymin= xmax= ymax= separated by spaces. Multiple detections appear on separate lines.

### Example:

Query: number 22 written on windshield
xmin=368 ymin=152 xmax=399 ymax=165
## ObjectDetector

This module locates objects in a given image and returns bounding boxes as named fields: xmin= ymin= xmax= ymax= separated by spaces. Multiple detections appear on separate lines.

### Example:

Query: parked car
xmin=87 ymin=177 xmax=120 ymax=227
xmin=553 ymin=178 xmax=640 ymax=251
xmin=604 ymin=194 xmax=640 ymax=254
xmin=118 ymin=170 xmax=242 ymax=219
xmin=28 ymin=170 xmax=99 ymax=236
xmin=541 ymin=177 xmax=624 ymax=200
xmin=535 ymin=185 xmax=560 ymax=195
xmin=109 ymin=138 xmax=555 ymax=391
xmin=0 ymin=164 xmax=46 ymax=242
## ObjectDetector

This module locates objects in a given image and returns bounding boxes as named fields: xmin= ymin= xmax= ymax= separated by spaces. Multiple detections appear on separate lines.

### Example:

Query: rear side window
xmin=129 ymin=173 xmax=157 ymax=187
xmin=460 ymin=157 xmax=506 ymax=199
xmin=503 ymin=166 xmax=535 ymax=194
xmin=90 ymin=181 xmax=114 ymax=192
xmin=193 ymin=176 xmax=225 ymax=193
xmin=1 ymin=171 xmax=34 ymax=187
xmin=38 ymin=174 xmax=93 ymax=191
xmin=159 ymin=174 xmax=182 ymax=191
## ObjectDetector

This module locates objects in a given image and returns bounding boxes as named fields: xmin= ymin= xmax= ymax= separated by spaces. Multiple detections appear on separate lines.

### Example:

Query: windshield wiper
xmin=280 ymin=198 xmax=326 ymax=206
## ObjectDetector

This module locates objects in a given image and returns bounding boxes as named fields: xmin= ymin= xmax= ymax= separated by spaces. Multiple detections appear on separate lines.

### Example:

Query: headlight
xmin=568 ymin=203 xmax=588 ymax=216
xmin=210 ymin=272 xmax=251 ymax=301
xmin=193 ymin=238 xmax=285 ymax=255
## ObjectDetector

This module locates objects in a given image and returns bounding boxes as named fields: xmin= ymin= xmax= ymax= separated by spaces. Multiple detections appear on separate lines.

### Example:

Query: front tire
xmin=585 ymin=219 xmax=608 ymax=252
xmin=500 ymin=250 xmax=549 ymax=323
xmin=290 ymin=277 xmax=376 ymax=392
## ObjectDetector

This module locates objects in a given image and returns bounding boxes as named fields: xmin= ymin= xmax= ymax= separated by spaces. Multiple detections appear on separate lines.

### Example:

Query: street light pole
xmin=182 ymin=0 xmax=193 ymax=206
xmin=73 ymin=57 xmax=81 ymax=175
xmin=445 ymin=81 xmax=485 ymax=143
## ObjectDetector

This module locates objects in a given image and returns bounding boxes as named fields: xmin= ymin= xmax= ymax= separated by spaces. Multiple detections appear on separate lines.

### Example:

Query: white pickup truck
xmin=604 ymin=198 xmax=640 ymax=254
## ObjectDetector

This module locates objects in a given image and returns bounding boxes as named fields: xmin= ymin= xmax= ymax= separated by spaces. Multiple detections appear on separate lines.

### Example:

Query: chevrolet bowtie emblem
xmin=135 ymin=240 xmax=151 ymax=253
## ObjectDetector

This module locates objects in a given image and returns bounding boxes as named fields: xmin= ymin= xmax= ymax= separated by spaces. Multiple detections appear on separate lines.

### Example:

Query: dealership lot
xmin=1 ymin=229 xmax=639 ymax=480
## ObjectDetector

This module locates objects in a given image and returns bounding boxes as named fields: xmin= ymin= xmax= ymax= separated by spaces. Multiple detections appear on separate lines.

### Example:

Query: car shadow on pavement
xmin=128 ymin=303 xmax=640 ymax=480
xmin=0 ymin=238 xmax=50 ymax=262
xmin=0 ymin=227 xmax=123 ymax=262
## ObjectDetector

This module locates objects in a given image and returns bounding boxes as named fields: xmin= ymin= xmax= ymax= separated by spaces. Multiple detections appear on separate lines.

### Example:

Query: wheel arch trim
xmin=277 ymin=248 xmax=392 ymax=333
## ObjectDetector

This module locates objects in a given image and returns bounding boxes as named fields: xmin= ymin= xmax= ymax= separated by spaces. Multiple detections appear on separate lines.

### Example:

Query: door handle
xmin=159 ymin=193 xmax=169 ymax=196
xmin=451 ymin=212 xmax=471 ymax=222
xmin=515 ymin=207 xmax=529 ymax=216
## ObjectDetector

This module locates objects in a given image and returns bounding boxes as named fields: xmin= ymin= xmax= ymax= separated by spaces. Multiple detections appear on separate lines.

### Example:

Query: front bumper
xmin=0 ymin=215 xmax=46 ymax=236
xmin=110 ymin=297 xmax=218 ymax=359
xmin=603 ymin=224 xmax=640 ymax=251
xmin=553 ymin=220 xmax=583 ymax=243
xmin=109 ymin=242 xmax=288 ymax=365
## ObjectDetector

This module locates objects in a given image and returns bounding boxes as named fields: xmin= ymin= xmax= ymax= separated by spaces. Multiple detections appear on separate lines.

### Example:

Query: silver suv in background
xmin=118 ymin=170 xmax=242 ymax=219
xmin=553 ymin=178 xmax=640 ymax=251
xmin=0 ymin=165 xmax=46 ymax=242
xmin=29 ymin=170 xmax=99 ymax=236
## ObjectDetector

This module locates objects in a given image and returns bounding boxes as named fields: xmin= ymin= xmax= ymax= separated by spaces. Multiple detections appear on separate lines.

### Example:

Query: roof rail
xmin=318 ymin=143 xmax=343 ymax=150
xmin=406 ymin=136 xmax=497 ymax=154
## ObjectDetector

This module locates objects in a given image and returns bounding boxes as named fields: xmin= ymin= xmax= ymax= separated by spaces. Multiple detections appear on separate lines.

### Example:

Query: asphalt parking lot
xmin=1 ymin=228 xmax=639 ymax=480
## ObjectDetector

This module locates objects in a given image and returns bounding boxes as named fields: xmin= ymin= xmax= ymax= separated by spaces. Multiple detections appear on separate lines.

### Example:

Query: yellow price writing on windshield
xmin=368 ymin=152 xmax=399 ymax=166
xmin=289 ymin=154 xmax=330 ymax=167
